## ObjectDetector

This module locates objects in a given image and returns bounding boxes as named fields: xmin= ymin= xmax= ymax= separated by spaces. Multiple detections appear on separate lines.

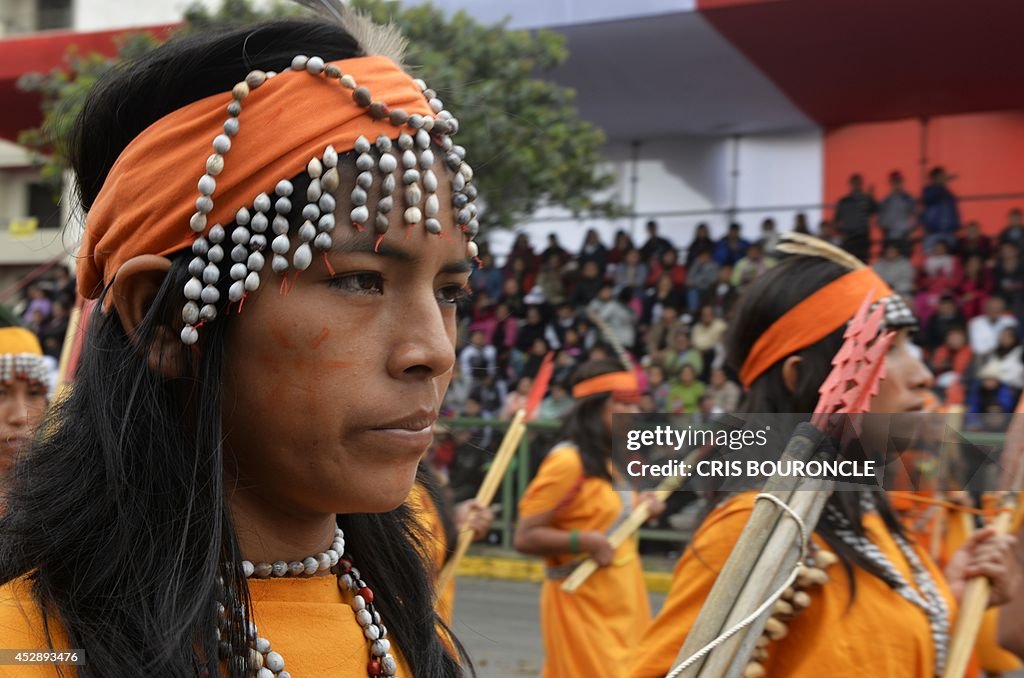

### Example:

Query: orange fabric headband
xmin=572 ymin=371 xmax=641 ymax=400
xmin=739 ymin=267 xmax=893 ymax=388
xmin=76 ymin=55 xmax=435 ymax=299
xmin=0 ymin=328 xmax=43 ymax=356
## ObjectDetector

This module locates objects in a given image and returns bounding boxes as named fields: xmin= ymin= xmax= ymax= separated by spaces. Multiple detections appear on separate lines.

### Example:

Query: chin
xmin=344 ymin=460 xmax=421 ymax=514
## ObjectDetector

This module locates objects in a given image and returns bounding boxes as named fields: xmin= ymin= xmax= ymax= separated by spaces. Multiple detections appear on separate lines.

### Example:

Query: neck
xmin=228 ymin=483 xmax=339 ymax=569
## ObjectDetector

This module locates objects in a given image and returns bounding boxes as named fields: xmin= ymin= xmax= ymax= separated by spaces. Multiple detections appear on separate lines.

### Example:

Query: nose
xmin=908 ymin=354 xmax=935 ymax=392
xmin=2 ymin=390 xmax=31 ymax=430
xmin=385 ymin=291 xmax=455 ymax=381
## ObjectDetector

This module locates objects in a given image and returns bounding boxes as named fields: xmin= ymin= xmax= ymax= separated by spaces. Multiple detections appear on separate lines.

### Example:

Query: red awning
xmin=0 ymin=24 xmax=177 ymax=145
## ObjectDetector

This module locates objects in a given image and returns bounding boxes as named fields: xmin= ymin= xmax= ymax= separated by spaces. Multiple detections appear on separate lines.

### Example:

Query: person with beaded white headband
xmin=0 ymin=14 xmax=479 ymax=678
xmin=0 ymin=325 xmax=49 ymax=494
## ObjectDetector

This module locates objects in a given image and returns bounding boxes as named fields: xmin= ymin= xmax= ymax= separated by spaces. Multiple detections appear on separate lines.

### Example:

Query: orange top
xmin=739 ymin=267 xmax=893 ymax=386
xmin=630 ymin=492 xmax=973 ymax=678
xmin=519 ymin=445 xmax=651 ymax=678
xmin=0 ymin=574 xmax=412 ymax=676
xmin=76 ymin=55 xmax=435 ymax=299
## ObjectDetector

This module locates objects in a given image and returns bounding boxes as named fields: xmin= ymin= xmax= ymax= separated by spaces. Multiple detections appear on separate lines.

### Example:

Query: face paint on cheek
xmin=310 ymin=327 xmax=330 ymax=350
xmin=269 ymin=324 xmax=295 ymax=350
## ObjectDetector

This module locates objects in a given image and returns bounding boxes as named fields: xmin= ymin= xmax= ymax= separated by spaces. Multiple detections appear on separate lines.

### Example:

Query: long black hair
xmin=0 ymin=20 xmax=466 ymax=677
xmin=559 ymin=358 xmax=626 ymax=481
xmin=723 ymin=255 xmax=911 ymax=593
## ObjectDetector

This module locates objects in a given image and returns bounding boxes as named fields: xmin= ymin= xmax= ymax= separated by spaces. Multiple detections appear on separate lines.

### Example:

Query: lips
xmin=368 ymin=410 xmax=438 ymax=432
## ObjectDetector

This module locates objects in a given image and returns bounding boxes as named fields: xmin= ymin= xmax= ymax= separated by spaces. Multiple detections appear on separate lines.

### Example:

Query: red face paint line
xmin=310 ymin=327 xmax=330 ymax=350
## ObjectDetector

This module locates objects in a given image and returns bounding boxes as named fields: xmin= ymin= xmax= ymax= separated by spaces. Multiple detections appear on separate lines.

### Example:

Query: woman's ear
xmin=781 ymin=355 xmax=802 ymax=395
xmin=108 ymin=255 xmax=185 ymax=378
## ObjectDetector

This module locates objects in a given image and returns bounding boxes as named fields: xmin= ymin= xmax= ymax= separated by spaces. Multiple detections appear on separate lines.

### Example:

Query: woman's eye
xmin=327 ymin=273 xmax=384 ymax=295
xmin=438 ymin=284 xmax=471 ymax=305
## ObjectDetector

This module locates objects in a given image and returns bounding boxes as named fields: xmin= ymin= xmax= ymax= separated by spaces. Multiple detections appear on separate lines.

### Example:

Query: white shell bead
xmin=397 ymin=134 xmax=413 ymax=150
xmin=199 ymin=304 xmax=217 ymax=322
xmin=319 ymin=194 xmax=336 ymax=213
xmin=298 ymin=221 xmax=316 ymax=242
xmin=195 ymin=196 xmax=214 ymax=214
xmin=275 ymin=180 xmax=294 ymax=196
xmin=265 ymin=651 xmax=285 ymax=672
xmin=271 ymin=234 xmax=290 ymax=255
xmin=180 ymin=326 xmax=199 ymax=345
xmin=314 ymin=232 xmax=332 ymax=250
xmin=248 ymin=251 xmax=265 ymax=271
xmin=272 ymin=216 xmax=289 ymax=235
xmin=416 ymin=129 xmax=430 ymax=149
xmin=256 ymin=668 xmax=273 ymax=678
xmin=354 ymin=135 xmax=371 ymax=153
xmin=213 ymin=134 xmax=231 ymax=154
xmin=350 ymin=206 xmax=369 ymax=224
xmin=291 ymin=55 xmax=308 ymax=70
xmin=316 ymin=552 xmax=331 ymax=570
xmin=289 ymin=561 xmax=305 ymax=576
xmin=206 ymin=154 xmax=224 ymax=176
xmin=235 ymin=207 xmax=250 ymax=225
xmin=190 ymin=212 xmax=207 ymax=233
xmin=404 ymin=207 xmax=422 ymax=224
xmin=352 ymin=594 xmax=366 ymax=610
xmin=307 ymin=157 xmax=323 ymax=179
xmin=420 ymin=149 xmax=435 ymax=169
xmin=182 ymin=301 xmax=200 ymax=325
xmin=203 ymin=263 xmax=220 ymax=285
xmin=223 ymin=117 xmax=239 ymax=137
xmin=198 ymin=175 xmax=216 ymax=196
xmin=405 ymin=185 xmax=422 ymax=206
xmin=340 ymin=74 xmax=357 ymax=89
xmin=364 ymin=625 xmax=380 ymax=640
xmin=307 ymin=178 xmax=322 ymax=201
xmin=402 ymin=150 xmax=417 ymax=169
xmin=275 ymin=197 xmax=292 ymax=215
xmin=467 ymin=240 xmax=479 ymax=257
xmin=254 ymin=193 xmax=271 ymax=213
xmin=425 ymin=218 xmax=442 ymax=234
xmin=301 ymin=204 xmax=320 ymax=221
xmin=251 ymin=213 xmax=268 ymax=233
xmin=255 ymin=637 xmax=271 ymax=654
xmin=244 ymin=271 xmax=261 ymax=292
xmin=356 ymin=609 xmax=373 ymax=627
xmin=228 ymin=281 xmax=245 ymax=303
xmin=318 ymin=214 xmax=336 ymax=232
xmin=423 ymin=170 xmax=438 ymax=193
xmin=323 ymin=145 xmax=338 ymax=168
xmin=201 ymin=286 xmax=220 ymax=304
xmin=379 ymin=154 xmax=398 ymax=173
xmin=271 ymin=255 xmax=289 ymax=273
xmin=302 ymin=557 xmax=318 ymax=575
xmin=272 ymin=561 xmax=288 ymax=577
xmin=430 ymin=98 xmax=444 ymax=113
xmin=231 ymin=226 xmax=250 ymax=244
xmin=293 ymin=244 xmax=313 ymax=271
xmin=242 ymin=560 xmax=255 ymax=580
xmin=322 ymin=167 xmax=340 ymax=192
xmin=306 ymin=56 xmax=325 ymax=74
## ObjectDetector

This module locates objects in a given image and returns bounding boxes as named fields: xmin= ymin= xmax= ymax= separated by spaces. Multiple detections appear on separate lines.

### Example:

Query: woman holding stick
xmin=630 ymin=236 xmax=1018 ymax=678
xmin=0 ymin=14 xmax=482 ymax=677
xmin=514 ymin=359 xmax=664 ymax=677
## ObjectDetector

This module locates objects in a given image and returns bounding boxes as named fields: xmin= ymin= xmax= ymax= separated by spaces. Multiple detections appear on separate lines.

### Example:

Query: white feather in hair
xmin=776 ymin=231 xmax=865 ymax=270
xmin=290 ymin=0 xmax=408 ymax=66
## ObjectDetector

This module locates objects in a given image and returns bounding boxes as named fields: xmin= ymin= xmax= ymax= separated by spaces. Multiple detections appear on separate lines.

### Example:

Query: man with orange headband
xmin=630 ymin=234 xmax=1017 ymax=678
xmin=515 ymin=359 xmax=664 ymax=677
xmin=0 ymin=326 xmax=49 ymax=492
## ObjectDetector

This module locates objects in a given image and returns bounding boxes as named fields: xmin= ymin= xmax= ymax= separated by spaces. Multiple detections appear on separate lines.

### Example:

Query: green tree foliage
xmin=18 ymin=0 xmax=618 ymax=230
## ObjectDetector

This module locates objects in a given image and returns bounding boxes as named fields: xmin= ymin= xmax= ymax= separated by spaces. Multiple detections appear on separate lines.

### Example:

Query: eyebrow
xmin=333 ymin=235 xmax=473 ymax=275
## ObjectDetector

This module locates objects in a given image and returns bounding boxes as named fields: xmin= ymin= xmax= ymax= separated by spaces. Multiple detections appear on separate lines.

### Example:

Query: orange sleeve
xmin=629 ymin=494 xmax=758 ymax=678
xmin=518 ymin=446 xmax=583 ymax=518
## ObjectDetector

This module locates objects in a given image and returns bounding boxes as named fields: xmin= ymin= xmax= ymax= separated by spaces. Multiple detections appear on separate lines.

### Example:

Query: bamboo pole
xmin=721 ymin=482 xmax=831 ymax=678
xmin=561 ymin=473 xmax=684 ymax=593
xmin=942 ymin=492 xmax=1017 ymax=678
xmin=436 ymin=408 xmax=528 ymax=594
xmin=668 ymin=423 xmax=826 ymax=676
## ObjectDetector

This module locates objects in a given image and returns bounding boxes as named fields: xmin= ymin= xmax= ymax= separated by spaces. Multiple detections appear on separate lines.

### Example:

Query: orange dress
xmin=0 ymin=574 xmax=412 ymax=677
xmin=630 ymin=492 xmax=972 ymax=678
xmin=518 ymin=444 xmax=652 ymax=678
xmin=407 ymin=481 xmax=456 ymax=625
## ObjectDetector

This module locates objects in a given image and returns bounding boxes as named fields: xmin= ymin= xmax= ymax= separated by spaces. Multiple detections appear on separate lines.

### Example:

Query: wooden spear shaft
xmin=721 ymin=481 xmax=832 ymax=678
xmin=669 ymin=423 xmax=826 ymax=676
xmin=942 ymin=492 xmax=1016 ymax=678
xmin=436 ymin=408 xmax=528 ymax=594
xmin=560 ymin=473 xmax=684 ymax=593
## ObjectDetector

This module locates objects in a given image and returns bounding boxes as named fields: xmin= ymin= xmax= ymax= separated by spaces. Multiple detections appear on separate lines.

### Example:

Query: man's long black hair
xmin=0 ymin=20 xmax=466 ymax=677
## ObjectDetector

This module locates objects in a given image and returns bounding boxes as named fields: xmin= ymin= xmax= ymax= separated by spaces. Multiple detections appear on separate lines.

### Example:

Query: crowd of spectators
xmin=442 ymin=169 xmax=1024 ymax=458
xmin=12 ymin=266 xmax=75 ymax=360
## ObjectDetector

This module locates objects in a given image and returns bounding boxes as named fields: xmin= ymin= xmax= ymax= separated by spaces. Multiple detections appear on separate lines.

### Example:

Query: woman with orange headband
xmin=0 ymin=15 xmax=479 ymax=678
xmin=0 ymin=324 xmax=49 ymax=495
xmin=629 ymin=235 xmax=1018 ymax=678
xmin=514 ymin=359 xmax=665 ymax=677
